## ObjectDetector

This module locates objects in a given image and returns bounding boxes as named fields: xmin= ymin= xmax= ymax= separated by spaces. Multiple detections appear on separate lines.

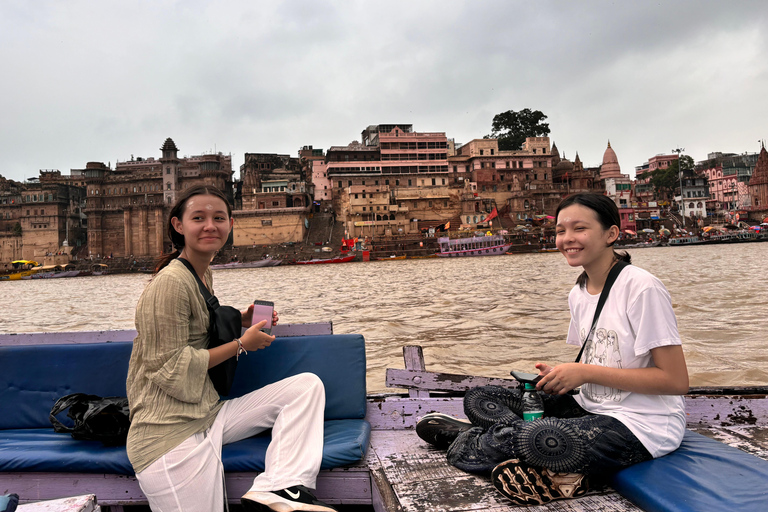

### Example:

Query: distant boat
xmin=436 ymin=234 xmax=513 ymax=257
xmin=210 ymin=258 xmax=282 ymax=270
xmin=24 ymin=264 xmax=82 ymax=279
xmin=92 ymin=263 xmax=109 ymax=276
xmin=295 ymin=255 xmax=355 ymax=265
xmin=376 ymin=255 xmax=406 ymax=261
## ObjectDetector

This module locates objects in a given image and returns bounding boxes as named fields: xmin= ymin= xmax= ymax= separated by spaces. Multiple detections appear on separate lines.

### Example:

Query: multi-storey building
xmin=1 ymin=176 xmax=25 ymax=263
xmin=234 ymin=152 xmax=312 ymax=246
xmin=321 ymin=125 xmax=457 ymax=237
xmin=84 ymin=138 xmax=233 ymax=258
xmin=748 ymin=145 xmax=768 ymax=214
xmin=697 ymin=151 xmax=759 ymax=212
xmin=0 ymin=172 xmax=87 ymax=263
xmin=634 ymin=153 xmax=679 ymax=204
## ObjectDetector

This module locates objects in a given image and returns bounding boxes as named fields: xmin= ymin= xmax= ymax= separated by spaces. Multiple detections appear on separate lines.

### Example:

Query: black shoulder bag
xmin=574 ymin=260 xmax=628 ymax=363
xmin=178 ymin=258 xmax=242 ymax=395
xmin=49 ymin=393 xmax=130 ymax=446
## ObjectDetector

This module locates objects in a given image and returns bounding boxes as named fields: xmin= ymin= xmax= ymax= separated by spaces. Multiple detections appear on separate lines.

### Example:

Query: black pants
xmin=453 ymin=386 xmax=652 ymax=477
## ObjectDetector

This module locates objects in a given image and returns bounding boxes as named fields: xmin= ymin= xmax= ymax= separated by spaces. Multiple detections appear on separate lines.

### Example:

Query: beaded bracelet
xmin=235 ymin=338 xmax=247 ymax=360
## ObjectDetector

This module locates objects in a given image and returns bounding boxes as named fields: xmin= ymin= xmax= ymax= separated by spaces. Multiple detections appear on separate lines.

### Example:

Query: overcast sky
xmin=1 ymin=0 xmax=766 ymax=183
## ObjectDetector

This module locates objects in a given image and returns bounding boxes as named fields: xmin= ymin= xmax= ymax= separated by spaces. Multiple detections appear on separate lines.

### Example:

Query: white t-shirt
xmin=566 ymin=264 xmax=686 ymax=458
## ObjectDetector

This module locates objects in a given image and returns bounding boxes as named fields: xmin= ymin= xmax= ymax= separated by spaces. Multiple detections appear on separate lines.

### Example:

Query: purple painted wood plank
xmin=387 ymin=368 xmax=517 ymax=391
xmin=0 ymin=469 xmax=372 ymax=507
xmin=0 ymin=323 xmax=333 ymax=346
xmin=366 ymin=393 xmax=768 ymax=430
xmin=17 ymin=494 xmax=98 ymax=512
xmin=401 ymin=347 xmax=429 ymax=399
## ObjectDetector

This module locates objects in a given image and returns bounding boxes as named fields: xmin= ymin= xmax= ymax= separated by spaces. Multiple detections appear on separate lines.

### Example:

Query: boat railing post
xmin=402 ymin=345 xmax=430 ymax=398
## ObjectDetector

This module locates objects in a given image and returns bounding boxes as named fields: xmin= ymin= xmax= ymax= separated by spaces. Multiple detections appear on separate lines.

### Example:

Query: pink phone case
xmin=252 ymin=302 xmax=274 ymax=332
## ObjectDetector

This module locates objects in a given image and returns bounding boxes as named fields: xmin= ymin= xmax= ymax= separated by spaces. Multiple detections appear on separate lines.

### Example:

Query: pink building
xmin=700 ymin=165 xmax=744 ymax=210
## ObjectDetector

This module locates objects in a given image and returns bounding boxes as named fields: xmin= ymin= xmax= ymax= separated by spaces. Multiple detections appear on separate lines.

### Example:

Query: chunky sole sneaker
xmin=241 ymin=485 xmax=337 ymax=512
xmin=491 ymin=458 xmax=589 ymax=506
xmin=416 ymin=413 xmax=473 ymax=449
xmin=464 ymin=386 xmax=523 ymax=429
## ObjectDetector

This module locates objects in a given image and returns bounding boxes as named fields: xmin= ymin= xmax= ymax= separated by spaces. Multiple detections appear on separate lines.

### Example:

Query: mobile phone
xmin=252 ymin=300 xmax=275 ymax=335
xmin=510 ymin=371 xmax=543 ymax=385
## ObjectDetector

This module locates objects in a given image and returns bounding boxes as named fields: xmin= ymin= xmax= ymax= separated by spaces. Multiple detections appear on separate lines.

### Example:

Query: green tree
xmin=488 ymin=108 xmax=550 ymax=151
xmin=637 ymin=155 xmax=694 ymax=201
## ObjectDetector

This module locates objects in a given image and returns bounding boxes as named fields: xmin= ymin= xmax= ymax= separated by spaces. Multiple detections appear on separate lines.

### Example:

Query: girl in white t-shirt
xmin=416 ymin=193 xmax=689 ymax=507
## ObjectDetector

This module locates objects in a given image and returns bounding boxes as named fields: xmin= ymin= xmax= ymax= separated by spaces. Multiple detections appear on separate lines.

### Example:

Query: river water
xmin=3 ymin=243 xmax=767 ymax=392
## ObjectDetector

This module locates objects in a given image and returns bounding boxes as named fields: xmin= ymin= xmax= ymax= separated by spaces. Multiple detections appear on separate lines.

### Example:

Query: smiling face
xmin=170 ymin=194 xmax=233 ymax=259
xmin=555 ymin=204 xmax=619 ymax=271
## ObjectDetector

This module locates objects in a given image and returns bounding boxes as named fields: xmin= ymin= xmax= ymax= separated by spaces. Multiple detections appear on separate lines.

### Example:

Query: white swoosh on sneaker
xmin=285 ymin=488 xmax=301 ymax=500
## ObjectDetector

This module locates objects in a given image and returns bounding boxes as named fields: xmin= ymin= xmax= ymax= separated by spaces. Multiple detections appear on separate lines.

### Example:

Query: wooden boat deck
xmin=365 ymin=424 xmax=768 ymax=512
xmin=3 ymin=332 xmax=767 ymax=511
xmin=362 ymin=346 xmax=768 ymax=512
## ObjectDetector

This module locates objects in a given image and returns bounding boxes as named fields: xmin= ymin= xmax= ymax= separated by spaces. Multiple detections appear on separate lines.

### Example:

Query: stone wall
xmin=232 ymin=209 xmax=308 ymax=246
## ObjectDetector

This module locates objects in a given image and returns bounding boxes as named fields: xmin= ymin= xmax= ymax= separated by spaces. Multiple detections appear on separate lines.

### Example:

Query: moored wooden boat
xmin=210 ymin=258 xmax=282 ymax=270
xmin=294 ymin=255 xmax=356 ymax=265
xmin=436 ymin=234 xmax=513 ymax=257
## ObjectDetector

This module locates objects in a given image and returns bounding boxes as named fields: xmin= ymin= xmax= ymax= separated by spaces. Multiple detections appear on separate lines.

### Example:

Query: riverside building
xmin=0 ymin=171 xmax=86 ymax=264
xmin=234 ymin=152 xmax=312 ymax=245
xmin=84 ymin=138 xmax=233 ymax=259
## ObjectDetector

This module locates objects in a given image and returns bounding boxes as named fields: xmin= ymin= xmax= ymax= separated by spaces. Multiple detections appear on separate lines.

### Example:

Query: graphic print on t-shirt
xmin=580 ymin=327 xmax=623 ymax=403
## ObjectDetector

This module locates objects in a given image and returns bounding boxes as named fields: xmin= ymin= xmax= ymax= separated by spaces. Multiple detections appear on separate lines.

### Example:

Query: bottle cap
xmin=524 ymin=382 xmax=536 ymax=390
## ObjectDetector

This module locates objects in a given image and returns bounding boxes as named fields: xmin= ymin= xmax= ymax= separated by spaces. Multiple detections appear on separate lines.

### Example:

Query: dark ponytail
xmin=555 ymin=193 xmax=631 ymax=288
xmin=154 ymin=185 xmax=232 ymax=273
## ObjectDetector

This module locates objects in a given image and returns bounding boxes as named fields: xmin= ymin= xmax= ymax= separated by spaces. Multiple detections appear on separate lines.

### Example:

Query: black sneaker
xmin=241 ymin=485 xmax=337 ymax=512
xmin=491 ymin=458 xmax=589 ymax=506
xmin=416 ymin=413 xmax=473 ymax=449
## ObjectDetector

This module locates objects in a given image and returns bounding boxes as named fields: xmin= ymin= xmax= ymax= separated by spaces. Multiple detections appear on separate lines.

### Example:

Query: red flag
xmin=481 ymin=207 xmax=498 ymax=223
xmin=445 ymin=221 xmax=450 ymax=230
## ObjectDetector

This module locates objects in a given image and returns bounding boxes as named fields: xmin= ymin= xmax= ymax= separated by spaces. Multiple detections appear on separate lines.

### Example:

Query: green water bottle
xmin=522 ymin=382 xmax=544 ymax=421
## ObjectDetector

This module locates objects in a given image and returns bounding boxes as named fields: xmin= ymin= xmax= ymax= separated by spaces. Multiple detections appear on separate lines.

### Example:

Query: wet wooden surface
xmin=17 ymin=494 xmax=100 ymax=512
xmin=368 ymin=429 xmax=643 ymax=512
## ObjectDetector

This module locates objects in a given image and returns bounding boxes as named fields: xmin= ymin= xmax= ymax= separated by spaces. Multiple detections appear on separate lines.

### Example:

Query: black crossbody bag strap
xmin=177 ymin=258 xmax=220 ymax=312
xmin=574 ymin=260 xmax=628 ymax=363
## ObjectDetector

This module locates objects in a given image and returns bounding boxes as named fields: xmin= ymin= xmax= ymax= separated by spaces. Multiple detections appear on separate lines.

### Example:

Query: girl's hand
xmin=534 ymin=363 xmax=554 ymax=376
xmin=536 ymin=363 xmax=585 ymax=395
xmin=241 ymin=304 xmax=254 ymax=328
xmin=240 ymin=320 xmax=275 ymax=351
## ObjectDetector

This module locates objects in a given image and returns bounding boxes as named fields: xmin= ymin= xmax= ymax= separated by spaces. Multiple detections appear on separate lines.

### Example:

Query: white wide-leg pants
xmin=135 ymin=372 xmax=325 ymax=512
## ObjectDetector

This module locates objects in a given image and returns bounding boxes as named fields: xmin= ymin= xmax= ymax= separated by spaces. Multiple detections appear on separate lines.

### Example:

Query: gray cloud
xmin=1 ymin=0 xmax=766 ymax=181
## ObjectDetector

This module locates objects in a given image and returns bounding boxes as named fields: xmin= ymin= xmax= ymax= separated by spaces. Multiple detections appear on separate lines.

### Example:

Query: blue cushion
xmin=228 ymin=334 xmax=368 ymax=420
xmin=0 ymin=342 xmax=133 ymax=430
xmin=611 ymin=430 xmax=768 ymax=512
xmin=0 ymin=419 xmax=370 ymax=475
xmin=222 ymin=419 xmax=371 ymax=472
xmin=0 ymin=334 xmax=367 ymax=429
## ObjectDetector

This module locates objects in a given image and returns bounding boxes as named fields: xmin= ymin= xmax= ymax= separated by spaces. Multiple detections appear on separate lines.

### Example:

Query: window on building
xmin=166 ymin=168 xmax=170 ymax=174
xmin=431 ymin=178 xmax=436 ymax=185
xmin=362 ymin=207 xmax=366 ymax=211
xmin=408 ymin=179 xmax=412 ymax=186
xmin=348 ymin=181 xmax=352 ymax=186
xmin=261 ymin=220 xmax=272 ymax=226
xmin=480 ymin=150 xmax=484 ymax=156
xmin=272 ymin=201 xmax=279 ymax=207
xmin=413 ymin=201 xmax=418 ymax=208
xmin=167 ymin=183 xmax=171 ymax=190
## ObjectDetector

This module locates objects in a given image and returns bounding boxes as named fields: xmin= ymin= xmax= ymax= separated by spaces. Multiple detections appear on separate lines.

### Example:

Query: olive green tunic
xmin=126 ymin=259 xmax=224 ymax=474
